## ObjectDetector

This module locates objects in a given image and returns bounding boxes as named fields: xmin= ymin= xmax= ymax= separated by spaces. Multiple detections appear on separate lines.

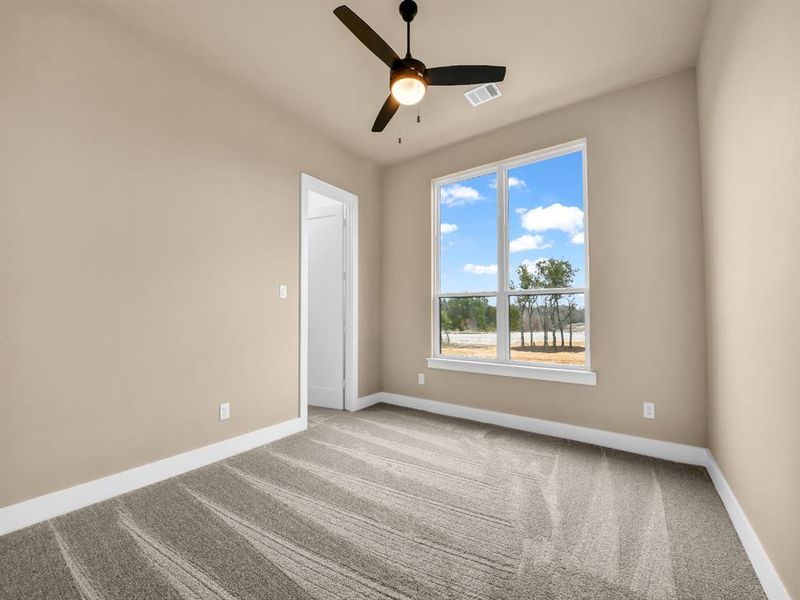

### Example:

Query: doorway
xmin=300 ymin=174 xmax=358 ymax=420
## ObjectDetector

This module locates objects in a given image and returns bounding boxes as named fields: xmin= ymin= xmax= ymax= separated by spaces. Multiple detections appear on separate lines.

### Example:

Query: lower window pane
xmin=509 ymin=293 xmax=586 ymax=366
xmin=439 ymin=296 xmax=497 ymax=359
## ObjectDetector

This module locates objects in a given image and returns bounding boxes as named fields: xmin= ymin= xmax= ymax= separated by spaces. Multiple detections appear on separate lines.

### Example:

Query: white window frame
xmin=428 ymin=138 xmax=596 ymax=385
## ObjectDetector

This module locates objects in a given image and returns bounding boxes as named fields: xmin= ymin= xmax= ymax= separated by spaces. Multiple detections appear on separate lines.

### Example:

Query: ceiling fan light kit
xmin=334 ymin=0 xmax=506 ymax=132
xmin=390 ymin=64 xmax=427 ymax=105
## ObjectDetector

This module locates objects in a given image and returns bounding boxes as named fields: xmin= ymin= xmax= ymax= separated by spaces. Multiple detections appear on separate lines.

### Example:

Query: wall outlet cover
xmin=219 ymin=402 xmax=231 ymax=421
xmin=418 ymin=373 xmax=425 ymax=385
xmin=643 ymin=402 xmax=656 ymax=419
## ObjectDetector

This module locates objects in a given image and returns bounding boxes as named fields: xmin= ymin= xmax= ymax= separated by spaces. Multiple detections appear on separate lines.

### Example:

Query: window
xmin=430 ymin=139 xmax=594 ymax=385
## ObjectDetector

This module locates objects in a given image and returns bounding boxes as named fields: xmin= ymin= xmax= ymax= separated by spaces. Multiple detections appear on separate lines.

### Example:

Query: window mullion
xmin=496 ymin=165 xmax=509 ymax=362
xmin=433 ymin=182 xmax=441 ymax=356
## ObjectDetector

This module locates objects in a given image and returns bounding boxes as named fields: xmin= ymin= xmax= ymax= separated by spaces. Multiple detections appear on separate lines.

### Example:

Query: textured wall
xmin=381 ymin=70 xmax=708 ymax=447
xmin=0 ymin=0 xmax=381 ymax=507
xmin=697 ymin=1 xmax=800 ymax=596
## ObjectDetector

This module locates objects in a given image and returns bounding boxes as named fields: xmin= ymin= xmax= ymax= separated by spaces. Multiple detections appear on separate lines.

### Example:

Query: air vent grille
xmin=464 ymin=83 xmax=502 ymax=107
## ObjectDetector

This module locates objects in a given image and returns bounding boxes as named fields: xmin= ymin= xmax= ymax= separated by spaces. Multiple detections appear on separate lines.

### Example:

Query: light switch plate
xmin=219 ymin=402 xmax=230 ymax=421
xmin=279 ymin=285 xmax=288 ymax=299
xmin=418 ymin=373 xmax=425 ymax=385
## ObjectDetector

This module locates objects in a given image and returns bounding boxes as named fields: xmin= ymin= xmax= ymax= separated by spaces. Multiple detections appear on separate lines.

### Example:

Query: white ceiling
xmin=90 ymin=0 xmax=710 ymax=165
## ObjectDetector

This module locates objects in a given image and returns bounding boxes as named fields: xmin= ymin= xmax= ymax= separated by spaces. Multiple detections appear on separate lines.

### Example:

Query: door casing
xmin=299 ymin=173 xmax=358 ymax=422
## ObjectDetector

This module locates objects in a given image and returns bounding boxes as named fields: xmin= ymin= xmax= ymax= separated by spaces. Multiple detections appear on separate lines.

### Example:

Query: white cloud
xmin=489 ymin=176 xmax=526 ymax=189
xmin=509 ymin=234 xmax=551 ymax=253
xmin=520 ymin=203 xmax=584 ymax=234
xmin=440 ymin=223 xmax=458 ymax=235
xmin=514 ymin=207 xmax=527 ymax=215
xmin=463 ymin=263 xmax=498 ymax=275
xmin=440 ymin=183 xmax=481 ymax=207
xmin=571 ymin=232 xmax=584 ymax=245
xmin=519 ymin=258 xmax=548 ymax=271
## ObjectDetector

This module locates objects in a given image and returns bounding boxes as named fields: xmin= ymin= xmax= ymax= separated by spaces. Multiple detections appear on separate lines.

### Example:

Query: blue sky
xmin=439 ymin=150 xmax=585 ymax=294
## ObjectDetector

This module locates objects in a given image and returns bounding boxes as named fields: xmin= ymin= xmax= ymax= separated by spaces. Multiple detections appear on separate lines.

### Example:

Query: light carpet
xmin=0 ymin=404 xmax=764 ymax=599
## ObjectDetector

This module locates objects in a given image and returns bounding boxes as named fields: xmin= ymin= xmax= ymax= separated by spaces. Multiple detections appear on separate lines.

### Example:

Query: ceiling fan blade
xmin=333 ymin=5 xmax=400 ymax=69
xmin=372 ymin=95 xmax=400 ymax=132
xmin=427 ymin=65 xmax=507 ymax=86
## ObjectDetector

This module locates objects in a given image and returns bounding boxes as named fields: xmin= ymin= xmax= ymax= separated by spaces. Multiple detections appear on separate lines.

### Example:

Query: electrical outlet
xmin=219 ymin=402 xmax=230 ymax=421
xmin=418 ymin=373 xmax=425 ymax=385
xmin=643 ymin=402 xmax=655 ymax=420
xmin=279 ymin=285 xmax=288 ymax=299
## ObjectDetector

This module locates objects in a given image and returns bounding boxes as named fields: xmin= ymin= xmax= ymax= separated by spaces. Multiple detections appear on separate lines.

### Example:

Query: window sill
xmin=426 ymin=357 xmax=597 ymax=385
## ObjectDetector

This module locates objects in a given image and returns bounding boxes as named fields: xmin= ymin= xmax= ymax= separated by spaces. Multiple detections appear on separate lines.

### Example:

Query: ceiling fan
xmin=333 ymin=0 xmax=506 ymax=133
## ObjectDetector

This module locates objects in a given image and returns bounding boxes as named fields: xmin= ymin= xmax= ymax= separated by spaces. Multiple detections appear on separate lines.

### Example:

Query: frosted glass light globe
xmin=391 ymin=77 xmax=426 ymax=105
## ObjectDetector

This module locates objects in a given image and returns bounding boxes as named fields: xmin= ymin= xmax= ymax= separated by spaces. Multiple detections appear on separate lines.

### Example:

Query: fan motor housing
xmin=390 ymin=59 xmax=427 ymax=88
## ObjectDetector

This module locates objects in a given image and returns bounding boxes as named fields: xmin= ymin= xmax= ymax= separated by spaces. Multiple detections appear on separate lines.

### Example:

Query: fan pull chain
xmin=417 ymin=104 xmax=421 ymax=124
xmin=398 ymin=120 xmax=402 ymax=144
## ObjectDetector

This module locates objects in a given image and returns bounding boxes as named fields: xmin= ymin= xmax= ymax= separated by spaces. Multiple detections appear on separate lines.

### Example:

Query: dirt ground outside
xmin=440 ymin=330 xmax=586 ymax=366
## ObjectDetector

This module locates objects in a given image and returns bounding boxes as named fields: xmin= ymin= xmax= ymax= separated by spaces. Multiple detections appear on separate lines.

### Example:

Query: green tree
xmin=440 ymin=296 xmax=496 ymax=336
xmin=474 ymin=297 xmax=488 ymax=330
xmin=483 ymin=299 xmax=497 ymax=331
xmin=534 ymin=258 xmax=577 ymax=348
xmin=532 ymin=294 xmax=549 ymax=347
xmin=509 ymin=303 xmax=521 ymax=336
xmin=440 ymin=309 xmax=452 ymax=346
xmin=517 ymin=264 xmax=539 ymax=347
xmin=566 ymin=294 xmax=577 ymax=347
xmin=510 ymin=280 xmax=526 ymax=347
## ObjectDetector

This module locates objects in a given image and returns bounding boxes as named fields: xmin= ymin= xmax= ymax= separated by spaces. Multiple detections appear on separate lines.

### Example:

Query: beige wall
xmin=0 ymin=0 xmax=381 ymax=507
xmin=381 ymin=70 xmax=708 ymax=446
xmin=698 ymin=1 xmax=800 ymax=597
xmin=3 ymin=10 xmax=798 ymax=597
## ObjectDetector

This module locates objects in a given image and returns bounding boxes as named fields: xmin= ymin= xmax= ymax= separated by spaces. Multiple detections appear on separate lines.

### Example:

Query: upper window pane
xmin=508 ymin=151 xmax=585 ymax=290
xmin=439 ymin=172 xmax=497 ymax=294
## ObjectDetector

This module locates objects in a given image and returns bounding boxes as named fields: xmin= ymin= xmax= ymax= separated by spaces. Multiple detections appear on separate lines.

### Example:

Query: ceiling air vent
xmin=464 ymin=83 xmax=502 ymax=107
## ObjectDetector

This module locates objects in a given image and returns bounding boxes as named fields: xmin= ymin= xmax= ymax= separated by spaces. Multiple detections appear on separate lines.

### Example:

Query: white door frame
xmin=300 ymin=173 xmax=358 ymax=421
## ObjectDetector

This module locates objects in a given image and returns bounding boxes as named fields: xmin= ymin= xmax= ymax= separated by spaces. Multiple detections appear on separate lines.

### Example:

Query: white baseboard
xmin=369 ymin=391 xmax=790 ymax=600
xmin=351 ymin=392 xmax=383 ymax=412
xmin=376 ymin=392 xmax=708 ymax=465
xmin=704 ymin=451 xmax=790 ymax=600
xmin=3 ymin=392 xmax=790 ymax=600
xmin=0 ymin=416 xmax=307 ymax=536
